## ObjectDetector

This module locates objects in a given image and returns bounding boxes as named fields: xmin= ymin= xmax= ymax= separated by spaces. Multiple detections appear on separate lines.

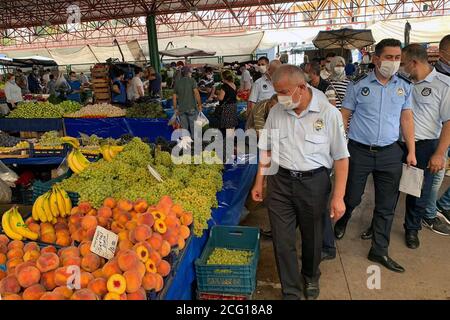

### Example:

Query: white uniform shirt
xmin=127 ymin=76 xmax=144 ymax=101
xmin=411 ymin=68 xmax=450 ymax=140
xmin=4 ymin=81 xmax=23 ymax=104
xmin=248 ymin=75 xmax=275 ymax=103
xmin=259 ymin=87 xmax=349 ymax=171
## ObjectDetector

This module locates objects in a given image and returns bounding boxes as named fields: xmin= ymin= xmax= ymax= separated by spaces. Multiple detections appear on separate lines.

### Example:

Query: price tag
xmin=90 ymin=226 xmax=118 ymax=260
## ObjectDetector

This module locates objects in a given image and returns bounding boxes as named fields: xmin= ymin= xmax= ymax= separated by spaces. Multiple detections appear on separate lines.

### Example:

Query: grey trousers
xmin=179 ymin=110 xmax=198 ymax=137
xmin=266 ymin=167 xmax=330 ymax=299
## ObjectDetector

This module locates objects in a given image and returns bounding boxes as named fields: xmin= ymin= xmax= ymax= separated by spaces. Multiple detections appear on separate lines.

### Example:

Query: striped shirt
xmin=326 ymin=79 xmax=350 ymax=109
xmin=246 ymin=99 xmax=272 ymax=135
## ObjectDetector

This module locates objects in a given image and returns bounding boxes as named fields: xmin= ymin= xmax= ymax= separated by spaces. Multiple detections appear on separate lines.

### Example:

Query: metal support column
xmin=146 ymin=15 xmax=160 ymax=73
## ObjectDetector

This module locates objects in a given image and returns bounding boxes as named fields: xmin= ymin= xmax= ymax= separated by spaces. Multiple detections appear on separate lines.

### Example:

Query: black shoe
xmin=334 ymin=220 xmax=347 ymax=240
xmin=368 ymin=252 xmax=405 ymax=273
xmin=405 ymin=230 xmax=420 ymax=249
xmin=304 ymin=281 xmax=320 ymax=300
xmin=361 ymin=227 xmax=373 ymax=240
xmin=422 ymin=217 xmax=450 ymax=236
xmin=260 ymin=229 xmax=272 ymax=239
xmin=321 ymin=251 xmax=336 ymax=261
xmin=436 ymin=203 xmax=450 ymax=225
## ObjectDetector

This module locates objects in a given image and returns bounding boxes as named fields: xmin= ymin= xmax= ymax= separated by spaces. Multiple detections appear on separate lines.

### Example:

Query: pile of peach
xmin=25 ymin=217 xmax=72 ymax=247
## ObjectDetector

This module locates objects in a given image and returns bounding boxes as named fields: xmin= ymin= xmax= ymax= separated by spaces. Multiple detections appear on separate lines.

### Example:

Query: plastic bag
xmin=0 ymin=160 xmax=19 ymax=187
xmin=55 ymin=156 xmax=70 ymax=178
xmin=168 ymin=114 xmax=181 ymax=129
xmin=0 ymin=178 xmax=12 ymax=204
xmin=195 ymin=112 xmax=209 ymax=128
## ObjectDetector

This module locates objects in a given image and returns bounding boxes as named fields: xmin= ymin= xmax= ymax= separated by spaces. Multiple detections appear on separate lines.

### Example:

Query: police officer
xmin=248 ymin=60 xmax=281 ymax=111
xmin=252 ymin=64 xmax=349 ymax=300
xmin=334 ymin=38 xmax=417 ymax=273
xmin=401 ymin=44 xmax=450 ymax=244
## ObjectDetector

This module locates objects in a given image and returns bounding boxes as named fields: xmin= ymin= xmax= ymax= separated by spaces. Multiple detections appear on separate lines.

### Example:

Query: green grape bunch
xmin=206 ymin=248 xmax=253 ymax=265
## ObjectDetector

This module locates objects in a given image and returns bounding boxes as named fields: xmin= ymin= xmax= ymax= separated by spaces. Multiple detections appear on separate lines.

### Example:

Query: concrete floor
xmin=241 ymin=176 xmax=450 ymax=300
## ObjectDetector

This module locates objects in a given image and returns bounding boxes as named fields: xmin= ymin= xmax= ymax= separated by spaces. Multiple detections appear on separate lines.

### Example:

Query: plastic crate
xmin=195 ymin=225 xmax=260 ymax=295
xmin=31 ymin=171 xmax=79 ymax=206
xmin=197 ymin=291 xmax=253 ymax=300
xmin=30 ymin=144 xmax=68 ymax=158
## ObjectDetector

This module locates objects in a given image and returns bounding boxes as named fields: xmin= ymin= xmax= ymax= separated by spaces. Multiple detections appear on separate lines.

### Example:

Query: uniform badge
xmin=262 ymin=84 xmax=268 ymax=90
xmin=397 ymin=88 xmax=404 ymax=96
xmin=361 ymin=87 xmax=370 ymax=96
xmin=421 ymin=87 xmax=431 ymax=96
xmin=314 ymin=119 xmax=324 ymax=131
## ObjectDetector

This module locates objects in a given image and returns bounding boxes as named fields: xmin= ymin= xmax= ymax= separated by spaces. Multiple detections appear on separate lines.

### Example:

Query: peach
xmin=154 ymin=219 xmax=167 ymax=234
xmin=117 ymin=211 xmax=131 ymax=226
xmin=134 ymin=224 xmax=152 ymax=242
xmin=112 ymin=207 xmax=122 ymax=220
xmin=0 ymin=243 xmax=7 ymax=254
xmin=165 ymin=234 xmax=179 ymax=247
xmin=56 ymin=228 xmax=70 ymax=238
xmin=92 ymin=269 xmax=105 ymax=279
xmin=7 ymin=257 xmax=24 ymax=270
xmin=156 ymin=260 xmax=171 ymax=277
xmin=165 ymin=216 xmax=179 ymax=229
xmin=3 ymin=293 xmax=22 ymax=300
xmin=118 ymin=230 xmax=129 ymax=242
xmin=117 ymin=239 xmax=133 ymax=251
xmin=28 ymin=223 xmax=41 ymax=234
xmin=178 ymin=238 xmax=186 ymax=250
xmin=148 ymin=234 xmax=163 ymax=251
xmin=0 ymin=270 xmax=5 ymax=281
xmin=7 ymin=248 xmax=24 ymax=260
xmin=142 ymin=272 xmax=157 ymax=290
xmin=41 ymin=246 xmax=57 ymax=255
xmin=36 ymin=252 xmax=60 ymax=273
xmin=135 ymin=245 xmax=149 ymax=263
xmin=148 ymin=250 xmax=162 ymax=266
xmin=102 ymin=259 xmax=121 ymax=278
xmin=40 ymin=223 xmax=55 ymax=234
xmin=104 ymin=292 xmax=121 ymax=300
xmin=41 ymin=270 xmax=57 ymax=290
xmin=16 ymin=265 xmax=41 ymax=288
xmin=80 ymin=271 xmax=94 ymax=288
xmin=117 ymin=199 xmax=133 ymax=212
xmin=98 ymin=217 xmax=111 ymax=228
xmin=103 ymin=197 xmax=117 ymax=209
xmin=14 ymin=261 xmax=35 ymax=276
xmin=125 ymin=220 xmax=138 ymax=231
xmin=84 ymin=227 xmax=97 ymax=241
xmin=53 ymin=286 xmax=73 ymax=299
xmin=111 ymin=221 xmax=124 ymax=234
xmin=0 ymin=253 xmax=6 ymax=264
xmin=179 ymin=225 xmax=191 ymax=240
xmin=40 ymin=232 xmax=56 ymax=244
xmin=107 ymin=274 xmax=126 ymax=294
xmin=136 ymin=262 xmax=146 ymax=278
xmin=40 ymin=292 xmax=65 ymax=300
xmin=60 ymin=246 xmax=80 ymax=260
xmin=154 ymin=273 xmax=164 ymax=292
xmin=81 ymin=253 xmax=101 ymax=272
xmin=145 ymin=259 xmax=157 ymax=274
xmin=130 ymin=211 xmax=139 ymax=221
xmin=123 ymin=270 xmax=142 ymax=293
xmin=62 ymin=255 xmax=81 ymax=267
xmin=98 ymin=206 xmax=113 ymax=219
xmin=69 ymin=212 xmax=82 ymax=225
xmin=180 ymin=212 xmax=193 ymax=226
xmin=171 ymin=204 xmax=184 ymax=217
xmin=22 ymin=284 xmax=46 ymax=300
xmin=87 ymin=208 xmax=97 ymax=216
xmin=117 ymin=250 xmax=139 ymax=272
xmin=88 ymin=277 xmax=107 ymax=296
xmin=128 ymin=229 xmax=137 ymax=244
xmin=0 ymin=275 xmax=21 ymax=294
xmin=56 ymin=236 xmax=71 ymax=247
xmin=70 ymin=288 xmax=97 ymax=300
xmin=127 ymin=287 xmax=146 ymax=300
xmin=81 ymin=215 xmax=97 ymax=231
xmin=53 ymin=267 xmax=72 ymax=287
xmin=157 ymin=195 xmax=173 ymax=215
xmin=138 ymin=212 xmax=155 ymax=228
xmin=7 ymin=240 xmax=24 ymax=250
xmin=150 ymin=210 xmax=166 ymax=221
xmin=78 ymin=202 xmax=92 ymax=214
xmin=23 ymin=242 xmax=40 ymax=253
xmin=133 ymin=199 xmax=148 ymax=213
xmin=54 ymin=222 xmax=68 ymax=231
xmin=0 ymin=234 xmax=10 ymax=245
xmin=79 ymin=241 xmax=92 ymax=257
xmin=159 ymin=240 xmax=171 ymax=258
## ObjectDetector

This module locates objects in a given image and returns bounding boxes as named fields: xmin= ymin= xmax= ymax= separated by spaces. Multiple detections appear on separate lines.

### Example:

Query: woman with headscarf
xmin=325 ymin=56 xmax=350 ymax=110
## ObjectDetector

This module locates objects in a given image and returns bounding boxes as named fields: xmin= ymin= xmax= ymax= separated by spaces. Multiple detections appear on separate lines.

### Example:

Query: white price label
xmin=90 ymin=226 xmax=119 ymax=260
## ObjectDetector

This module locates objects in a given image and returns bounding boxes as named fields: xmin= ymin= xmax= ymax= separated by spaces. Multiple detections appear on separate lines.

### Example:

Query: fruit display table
xmin=164 ymin=159 xmax=258 ymax=299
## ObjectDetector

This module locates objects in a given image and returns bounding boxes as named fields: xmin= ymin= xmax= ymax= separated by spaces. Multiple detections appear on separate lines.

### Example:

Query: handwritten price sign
xmin=90 ymin=226 xmax=118 ymax=260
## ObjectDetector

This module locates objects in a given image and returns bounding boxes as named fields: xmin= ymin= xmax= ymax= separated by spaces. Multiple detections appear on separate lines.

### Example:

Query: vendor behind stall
xmin=111 ymin=70 xmax=127 ymax=106
xmin=28 ymin=68 xmax=42 ymax=94
xmin=4 ymin=73 xmax=23 ymax=109
xmin=146 ymin=66 xmax=162 ymax=97
xmin=67 ymin=71 xmax=82 ymax=103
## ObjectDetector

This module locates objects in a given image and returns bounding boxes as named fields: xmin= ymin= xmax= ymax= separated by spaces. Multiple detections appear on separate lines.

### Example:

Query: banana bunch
xmin=61 ymin=136 xmax=80 ymax=149
xmin=32 ymin=186 xmax=72 ymax=223
xmin=100 ymin=145 xmax=124 ymax=162
xmin=67 ymin=149 xmax=90 ymax=174
xmin=2 ymin=206 xmax=38 ymax=241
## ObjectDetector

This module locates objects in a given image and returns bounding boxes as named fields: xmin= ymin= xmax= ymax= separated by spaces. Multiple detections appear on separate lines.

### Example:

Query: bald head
xmin=268 ymin=60 xmax=282 ymax=76
xmin=272 ymin=64 xmax=306 ymax=86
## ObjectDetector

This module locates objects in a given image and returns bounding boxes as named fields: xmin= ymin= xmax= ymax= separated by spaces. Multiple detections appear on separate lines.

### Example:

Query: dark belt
xmin=349 ymin=139 xmax=396 ymax=152
xmin=279 ymin=166 xmax=327 ymax=179
xmin=415 ymin=139 xmax=438 ymax=146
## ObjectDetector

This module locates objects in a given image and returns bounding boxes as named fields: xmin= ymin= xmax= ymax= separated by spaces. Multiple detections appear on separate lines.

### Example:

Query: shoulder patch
xmin=352 ymin=73 xmax=368 ymax=84
xmin=396 ymin=73 xmax=412 ymax=84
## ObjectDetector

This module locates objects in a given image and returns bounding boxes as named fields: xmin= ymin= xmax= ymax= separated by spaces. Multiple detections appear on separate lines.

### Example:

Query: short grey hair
xmin=272 ymin=64 xmax=306 ymax=85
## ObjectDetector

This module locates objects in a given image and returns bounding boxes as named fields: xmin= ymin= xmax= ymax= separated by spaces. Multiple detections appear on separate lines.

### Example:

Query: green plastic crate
xmin=195 ymin=225 xmax=260 ymax=295
xmin=32 ymin=171 xmax=79 ymax=206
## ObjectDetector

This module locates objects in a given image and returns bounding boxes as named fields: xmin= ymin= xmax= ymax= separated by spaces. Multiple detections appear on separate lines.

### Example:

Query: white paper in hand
xmin=90 ymin=226 xmax=119 ymax=260
xmin=399 ymin=164 xmax=424 ymax=198
xmin=148 ymin=164 xmax=164 ymax=182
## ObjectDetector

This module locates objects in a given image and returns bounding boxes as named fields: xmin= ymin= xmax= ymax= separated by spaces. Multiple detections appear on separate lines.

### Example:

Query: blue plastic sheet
xmin=63 ymin=118 xmax=173 ymax=141
xmin=0 ymin=118 xmax=64 ymax=132
xmin=163 ymin=157 xmax=258 ymax=300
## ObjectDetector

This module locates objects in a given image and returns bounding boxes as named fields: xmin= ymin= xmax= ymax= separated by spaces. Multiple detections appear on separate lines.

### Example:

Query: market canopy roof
xmin=159 ymin=46 xmax=216 ymax=58
xmin=312 ymin=28 xmax=375 ymax=50
xmin=0 ymin=56 xmax=57 ymax=67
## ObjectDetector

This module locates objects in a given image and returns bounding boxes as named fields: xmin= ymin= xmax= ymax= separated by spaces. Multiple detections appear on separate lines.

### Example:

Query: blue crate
xmin=195 ymin=225 xmax=260 ymax=295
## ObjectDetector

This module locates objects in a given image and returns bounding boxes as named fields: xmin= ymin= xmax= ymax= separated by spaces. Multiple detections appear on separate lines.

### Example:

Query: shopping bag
xmin=195 ymin=112 xmax=209 ymax=128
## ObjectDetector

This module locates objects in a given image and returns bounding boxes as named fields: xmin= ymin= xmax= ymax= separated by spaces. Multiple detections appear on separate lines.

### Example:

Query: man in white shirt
xmin=4 ymin=73 xmax=23 ymax=109
xmin=127 ymin=67 xmax=145 ymax=101
xmin=248 ymin=60 xmax=282 ymax=111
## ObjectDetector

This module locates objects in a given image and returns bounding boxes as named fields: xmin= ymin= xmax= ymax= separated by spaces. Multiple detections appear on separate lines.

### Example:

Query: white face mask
xmin=278 ymin=87 xmax=300 ymax=110
xmin=378 ymin=60 xmax=400 ymax=78
xmin=334 ymin=66 xmax=345 ymax=75
xmin=258 ymin=65 xmax=267 ymax=74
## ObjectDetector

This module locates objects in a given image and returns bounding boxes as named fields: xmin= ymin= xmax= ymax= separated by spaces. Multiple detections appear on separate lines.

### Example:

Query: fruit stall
xmin=0 ymin=135 xmax=259 ymax=300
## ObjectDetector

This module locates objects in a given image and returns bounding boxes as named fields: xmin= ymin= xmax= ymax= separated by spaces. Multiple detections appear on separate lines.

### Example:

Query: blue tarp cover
xmin=0 ymin=119 xmax=64 ymax=132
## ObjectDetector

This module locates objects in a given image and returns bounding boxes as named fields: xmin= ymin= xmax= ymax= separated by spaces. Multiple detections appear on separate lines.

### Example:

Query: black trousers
xmin=266 ymin=167 xmax=331 ymax=299
xmin=339 ymin=141 xmax=403 ymax=256
xmin=404 ymin=139 xmax=439 ymax=231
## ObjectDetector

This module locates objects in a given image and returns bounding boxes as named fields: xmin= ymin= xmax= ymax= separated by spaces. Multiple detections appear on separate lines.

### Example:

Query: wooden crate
xmin=95 ymin=92 xmax=111 ymax=100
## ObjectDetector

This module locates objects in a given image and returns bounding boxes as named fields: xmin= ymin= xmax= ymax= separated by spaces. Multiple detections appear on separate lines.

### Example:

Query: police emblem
xmin=262 ymin=84 xmax=268 ymax=90
xmin=361 ymin=87 xmax=370 ymax=96
xmin=314 ymin=119 xmax=324 ymax=131
xmin=421 ymin=87 xmax=431 ymax=96
xmin=397 ymin=88 xmax=404 ymax=96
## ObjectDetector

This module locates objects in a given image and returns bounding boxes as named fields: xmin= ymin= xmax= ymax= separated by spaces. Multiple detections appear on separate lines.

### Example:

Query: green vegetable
xmin=126 ymin=102 xmax=167 ymax=118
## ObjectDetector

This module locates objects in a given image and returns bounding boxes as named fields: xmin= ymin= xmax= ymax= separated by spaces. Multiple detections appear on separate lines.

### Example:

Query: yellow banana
xmin=101 ymin=145 xmax=113 ymax=162
xmin=10 ymin=208 xmax=38 ymax=241
xmin=61 ymin=188 xmax=72 ymax=216
xmin=49 ymin=189 xmax=60 ymax=218
xmin=42 ymin=192 xmax=54 ymax=222
xmin=61 ymin=136 xmax=80 ymax=149
xmin=75 ymin=149 xmax=90 ymax=168
xmin=31 ymin=198 xmax=40 ymax=221
xmin=68 ymin=150 xmax=83 ymax=174
xmin=54 ymin=186 xmax=67 ymax=217
xmin=2 ymin=208 xmax=23 ymax=241
xmin=110 ymin=146 xmax=124 ymax=153
xmin=34 ymin=195 xmax=48 ymax=222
